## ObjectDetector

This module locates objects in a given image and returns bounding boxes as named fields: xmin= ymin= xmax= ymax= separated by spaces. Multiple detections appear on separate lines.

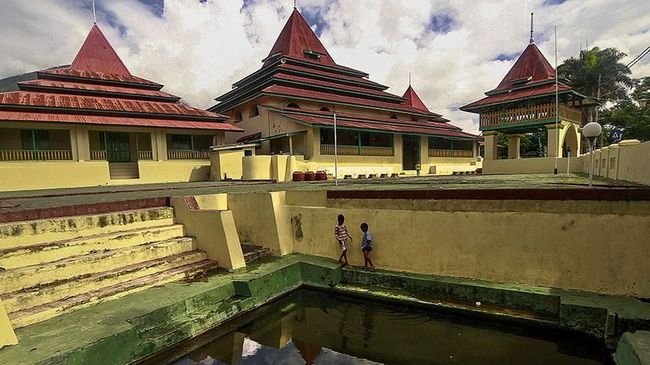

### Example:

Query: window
xmin=320 ymin=107 xmax=331 ymax=112
xmin=320 ymin=128 xmax=393 ymax=147
xmin=233 ymin=111 xmax=243 ymax=122
xmin=21 ymin=129 xmax=49 ymax=150
xmin=389 ymin=114 xmax=398 ymax=119
xmin=453 ymin=140 xmax=474 ymax=151
xmin=248 ymin=105 xmax=259 ymax=118
xmin=168 ymin=134 xmax=192 ymax=150
xmin=428 ymin=137 xmax=453 ymax=150
xmin=287 ymin=102 xmax=300 ymax=109
xmin=411 ymin=117 xmax=419 ymax=122
xmin=360 ymin=131 xmax=392 ymax=147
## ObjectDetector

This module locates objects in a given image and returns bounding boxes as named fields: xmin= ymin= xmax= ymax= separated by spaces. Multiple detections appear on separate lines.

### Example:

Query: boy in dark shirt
xmin=334 ymin=214 xmax=352 ymax=266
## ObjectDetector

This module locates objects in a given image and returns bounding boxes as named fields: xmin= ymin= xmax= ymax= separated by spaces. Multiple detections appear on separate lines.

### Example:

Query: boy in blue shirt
xmin=360 ymin=223 xmax=374 ymax=269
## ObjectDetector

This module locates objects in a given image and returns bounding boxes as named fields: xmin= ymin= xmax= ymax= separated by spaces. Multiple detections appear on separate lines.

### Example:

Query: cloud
xmin=1 ymin=0 xmax=649 ymax=134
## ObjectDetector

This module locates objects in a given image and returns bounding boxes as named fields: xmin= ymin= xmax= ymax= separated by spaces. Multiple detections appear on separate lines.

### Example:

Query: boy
xmin=360 ymin=223 xmax=374 ymax=269
xmin=334 ymin=214 xmax=352 ymax=266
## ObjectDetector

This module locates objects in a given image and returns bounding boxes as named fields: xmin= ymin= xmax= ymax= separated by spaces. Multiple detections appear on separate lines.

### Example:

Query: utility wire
xmin=627 ymin=44 xmax=650 ymax=68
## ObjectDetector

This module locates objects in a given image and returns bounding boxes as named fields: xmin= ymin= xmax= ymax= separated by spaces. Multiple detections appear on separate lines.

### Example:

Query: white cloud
xmin=0 ymin=0 xmax=648 ymax=134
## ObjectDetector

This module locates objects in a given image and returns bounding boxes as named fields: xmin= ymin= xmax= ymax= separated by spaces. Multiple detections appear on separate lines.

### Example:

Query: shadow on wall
xmin=190 ymin=166 xmax=210 ymax=182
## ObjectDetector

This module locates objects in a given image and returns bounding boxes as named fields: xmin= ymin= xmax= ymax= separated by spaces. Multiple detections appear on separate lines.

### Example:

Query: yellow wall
xmin=483 ymin=156 xmax=581 ymax=175
xmin=171 ymin=196 xmax=245 ymax=270
xmin=210 ymin=150 xmax=244 ymax=181
xmin=0 ymin=161 xmax=110 ymax=191
xmin=276 ymin=192 xmax=650 ymax=297
xmin=581 ymin=140 xmax=650 ymax=186
xmin=0 ymin=299 xmax=17 ymax=348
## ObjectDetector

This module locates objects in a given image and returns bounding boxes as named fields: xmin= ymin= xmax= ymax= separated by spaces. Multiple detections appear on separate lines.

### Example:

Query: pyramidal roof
xmin=402 ymin=85 xmax=429 ymax=112
xmin=263 ymin=8 xmax=336 ymax=67
xmin=71 ymin=24 xmax=131 ymax=76
xmin=491 ymin=42 xmax=555 ymax=93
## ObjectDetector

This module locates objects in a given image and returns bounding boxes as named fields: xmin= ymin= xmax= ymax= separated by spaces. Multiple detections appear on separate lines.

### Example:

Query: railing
xmin=167 ymin=149 xmax=210 ymax=160
xmin=480 ymin=103 xmax=582 ymax=129
xmin=138 ymin=150 xmax=153 ymax=160
xmin=91 ymin=150 xmax=106 ymax=160
xmin=0 ymin=149 xmax=72 ymax=161
xmin=320 ymin=144 xmax=394 ymax=156
xmin=428 ymin=149 xmax=473 ymax=158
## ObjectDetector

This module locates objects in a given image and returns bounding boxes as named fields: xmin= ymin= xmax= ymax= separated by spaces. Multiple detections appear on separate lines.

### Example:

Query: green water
xmin=146 ymin=289 xmax=608 ymax=365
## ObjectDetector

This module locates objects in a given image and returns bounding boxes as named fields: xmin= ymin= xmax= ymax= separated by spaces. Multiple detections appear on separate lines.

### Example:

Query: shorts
xmin=339 ymin=240 xmax=347 ymax=251
xmin=362 ymin=246 xmax=372 ymax=252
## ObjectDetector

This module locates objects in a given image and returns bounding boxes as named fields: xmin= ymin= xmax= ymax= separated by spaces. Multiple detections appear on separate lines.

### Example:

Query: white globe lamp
xmin=582 ymin=122 xmax=602 ymax=187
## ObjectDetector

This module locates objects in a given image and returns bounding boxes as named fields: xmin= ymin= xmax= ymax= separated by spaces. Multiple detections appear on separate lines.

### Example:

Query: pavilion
xmin=0 ymin=23 xmax=241 ymax=191
xmin=460 ymin=21 xmax=598 ymax=174
xmin=210 ymin=7 xmax=479 ymax=177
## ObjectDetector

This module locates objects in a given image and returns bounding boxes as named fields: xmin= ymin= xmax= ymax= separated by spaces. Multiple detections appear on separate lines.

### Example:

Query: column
xmin=546 ymin=123 xmax=562 ymax=158
xmin=506 ymin=134 xmax=522 ymax=159
xmin=483 ymin=131 xmax=498 ymax=161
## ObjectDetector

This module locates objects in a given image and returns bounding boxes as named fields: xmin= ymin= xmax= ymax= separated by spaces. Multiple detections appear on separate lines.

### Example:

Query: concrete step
xmin=8 ymin=258 xmax=215 ymax=328
xmin=0 ymin=207 xmax=175 ymax=250
xmin=1 ymin=250 xmax=208 ymax=313
xmin=0 ymin=224 xmax=185 ymax=270
xmin=241 ymin=242 xmax=273 ymax=263
xmin=0 ymin=237 xmax=196 ymax=294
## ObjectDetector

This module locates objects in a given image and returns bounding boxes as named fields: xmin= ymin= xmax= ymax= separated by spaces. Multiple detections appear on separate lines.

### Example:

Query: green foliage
xmin=601 ymin=100 xmax=650 ymax=142
xmin=557 ymin=47 xmax=635 ymax=100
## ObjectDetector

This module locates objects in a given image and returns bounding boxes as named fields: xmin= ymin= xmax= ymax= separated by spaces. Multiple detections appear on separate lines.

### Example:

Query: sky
xmin=0 ymin=0 xmax=649 ymax=133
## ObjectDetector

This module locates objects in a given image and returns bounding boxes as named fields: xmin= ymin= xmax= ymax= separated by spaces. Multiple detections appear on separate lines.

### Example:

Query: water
xmin=146 ymin=289 xmax=608 ymax=365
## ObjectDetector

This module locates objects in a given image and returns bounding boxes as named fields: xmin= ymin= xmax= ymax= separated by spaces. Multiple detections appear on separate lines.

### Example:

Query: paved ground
xmin=0 ymin=173 xmax=641 ymax=213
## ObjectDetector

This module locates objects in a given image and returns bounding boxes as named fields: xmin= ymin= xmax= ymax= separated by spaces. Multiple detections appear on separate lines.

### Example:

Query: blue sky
xmin=0 ymin=0 xmax=648 ymax=133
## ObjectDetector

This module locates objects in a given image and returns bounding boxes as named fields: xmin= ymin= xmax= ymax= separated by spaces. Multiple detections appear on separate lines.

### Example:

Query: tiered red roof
xmin=0 ymin=24 xmax=241 ymax=132
xmin=211 ymin=8 xmax=476 ymax=140
xmin=461 ymin=42 xmax=592 ymax=113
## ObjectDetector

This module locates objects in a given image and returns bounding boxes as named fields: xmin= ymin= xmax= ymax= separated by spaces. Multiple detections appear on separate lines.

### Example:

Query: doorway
xmin=104 ymin=132 xmax=131 ymax=162
xmin=402 ymin=135 xmax=420 ymax=170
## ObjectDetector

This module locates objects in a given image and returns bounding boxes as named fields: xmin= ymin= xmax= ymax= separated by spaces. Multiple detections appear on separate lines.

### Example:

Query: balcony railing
xmin=138 ymin=150 xmax=153 ymax=160
xmin=167 ymin=149 xmax=210 ymax=160
xmin=0 ymin=149 xmax=73 ymax=161
xmin=91 ymin=150 xmax=106 ymax=160
xmin=428 ymin=149 xmax=473 ymax=158
xmin=480 ymin=103 xmax=582 ymax=129
xmin=320 ymin=144 xmax=394 ymax=156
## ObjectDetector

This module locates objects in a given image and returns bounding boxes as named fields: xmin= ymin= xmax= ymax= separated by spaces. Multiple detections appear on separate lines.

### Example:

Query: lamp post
xmin=582 ymin=122 xmax=602 ymax=187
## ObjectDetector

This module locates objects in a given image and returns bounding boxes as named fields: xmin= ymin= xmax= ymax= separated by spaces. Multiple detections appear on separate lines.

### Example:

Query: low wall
xmin=137 ymin=160 xmax=210 ymax=183
xmin=0 ymin=299 xmax=17 ymax=348
xmin=210 ymin=150 xmax=244 ymax=181
xmin=227 ymin=191 xmax=650 ymax=297
xmin=586 ymin=140 xmax=650 ymax=186
xmin=483 ymin=156 xmax=580 ymax=175
xmin=0 ymin=161 xmax=110 ymax=191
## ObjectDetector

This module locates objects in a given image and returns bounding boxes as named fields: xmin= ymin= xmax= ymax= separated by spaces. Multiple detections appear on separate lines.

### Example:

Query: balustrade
xmin=428 ymin=149 xmax=473 ymax=158
xmin=320 ymin=144 xmax=394 ymax=156
xmin=0 ymin=149 xmax=72 ymax=161
xmin=167 ymin=150 xmax=210 ymax=160
xmin=480 ymin=103 xmax=582 ymax=129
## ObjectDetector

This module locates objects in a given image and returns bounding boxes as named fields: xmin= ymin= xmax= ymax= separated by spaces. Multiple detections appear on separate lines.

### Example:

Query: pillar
xmin=483 ymin=131 xmax=498 ymax=161
xmin=506 ymin=134 xmax=522 ymax=159
xmin=152 ymin=129 xmax=167 ymax=161
xmin=546 ymin=123 xmax=562 ymax=158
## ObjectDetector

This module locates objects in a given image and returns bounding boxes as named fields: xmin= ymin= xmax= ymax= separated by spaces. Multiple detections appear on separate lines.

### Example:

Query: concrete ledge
xmin=327 ymin=188 xmax=650 ymax=201
xmin=615 ymin=331 xmax=650 ymax=365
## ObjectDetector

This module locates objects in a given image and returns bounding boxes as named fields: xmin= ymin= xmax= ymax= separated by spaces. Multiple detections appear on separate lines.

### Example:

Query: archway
xmin=562 ymin=124 xmax=579 ymax=157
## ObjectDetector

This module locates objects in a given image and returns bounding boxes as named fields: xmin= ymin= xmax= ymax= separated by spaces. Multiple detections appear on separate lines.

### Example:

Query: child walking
xmin=360 ymin=223 xmax=374 ymax=269
xmin=334 ymin=214 xmax=352 ymax=266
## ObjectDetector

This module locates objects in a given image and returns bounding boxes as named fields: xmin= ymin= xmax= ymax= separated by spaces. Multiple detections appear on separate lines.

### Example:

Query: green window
xmin=21 ymin=130 xmax=50 ymax=150
xmin=168 ymin=134 xmax=193 ymax=150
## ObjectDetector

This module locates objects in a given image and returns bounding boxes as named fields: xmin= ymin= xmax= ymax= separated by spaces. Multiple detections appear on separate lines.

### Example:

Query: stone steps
xmin=0 ymin=207 xmax=175 ymax=250
xmin=0 ymin=224 xmax=186 ymax=269
xmin=0 ymin=237 xmax=197 ymax=294
xmin=1 ymin=250 xmax=208 ymax=313
xmin=9 ymin=259 xmax=215 ymax=328
xmin=241 ymin=242 xmax=273 ymax=263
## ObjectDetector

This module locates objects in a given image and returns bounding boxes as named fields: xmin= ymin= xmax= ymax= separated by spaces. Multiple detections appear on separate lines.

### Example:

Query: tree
xmin=601 ymin=94 xmax=650 ymax=142
xmin=558 ymin=47 xmax=636 ymax=101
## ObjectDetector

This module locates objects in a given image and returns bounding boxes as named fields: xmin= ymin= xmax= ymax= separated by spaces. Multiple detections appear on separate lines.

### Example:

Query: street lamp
xmin=582 ymin=122 xmax=602 ymax=187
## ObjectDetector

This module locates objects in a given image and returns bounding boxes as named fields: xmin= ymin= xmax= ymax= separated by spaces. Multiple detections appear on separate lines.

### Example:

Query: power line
xmin=627 ymin=44 xmax=650 ymax=68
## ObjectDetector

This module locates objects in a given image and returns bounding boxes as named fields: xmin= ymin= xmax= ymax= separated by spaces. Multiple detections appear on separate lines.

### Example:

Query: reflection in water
xmin=159 ymin=290 xmax=606 ymax=365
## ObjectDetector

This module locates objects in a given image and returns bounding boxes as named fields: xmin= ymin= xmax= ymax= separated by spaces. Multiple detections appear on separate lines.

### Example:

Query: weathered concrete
xmin=1 ymin=254 xmax=647 ymax=365
xmin=615 ymin=331 xmax=650 ymax=365
xmin=170 ymin=196 xmax=245 ymax=270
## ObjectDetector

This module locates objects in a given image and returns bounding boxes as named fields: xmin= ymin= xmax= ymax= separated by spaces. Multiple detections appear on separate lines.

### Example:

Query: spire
xmin=493 ymin=42 xmax=555 ymax=92
xmin=92 ymin=0 xmax=97 ymax=24
xmin=70 ymin=24 xmax=131 ymax=76
xmin=293 ymin=0 xmax=297 ymax=9
xmin=402 ymin=84 xmax=429 ymax=112
xmin=263 ymin=8 xmax=335 ymax=66
xmin=529 ymin=12 xmax=534 ymax=44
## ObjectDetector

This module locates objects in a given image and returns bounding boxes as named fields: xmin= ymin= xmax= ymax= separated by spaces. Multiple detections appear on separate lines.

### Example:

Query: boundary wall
xmin=226 ymin=190 xmax=650 ymax=298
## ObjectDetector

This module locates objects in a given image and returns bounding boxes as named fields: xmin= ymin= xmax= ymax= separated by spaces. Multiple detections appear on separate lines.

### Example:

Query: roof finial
xmin=293 ymin=0 xmax=297 ymax=9
xmin=529 ymin=12 xmax=534 ymax=44
xmin=408 ymin=72 xmax=412 ymax=86
xmin=92 ymin=0 xmax=97 ymax=24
